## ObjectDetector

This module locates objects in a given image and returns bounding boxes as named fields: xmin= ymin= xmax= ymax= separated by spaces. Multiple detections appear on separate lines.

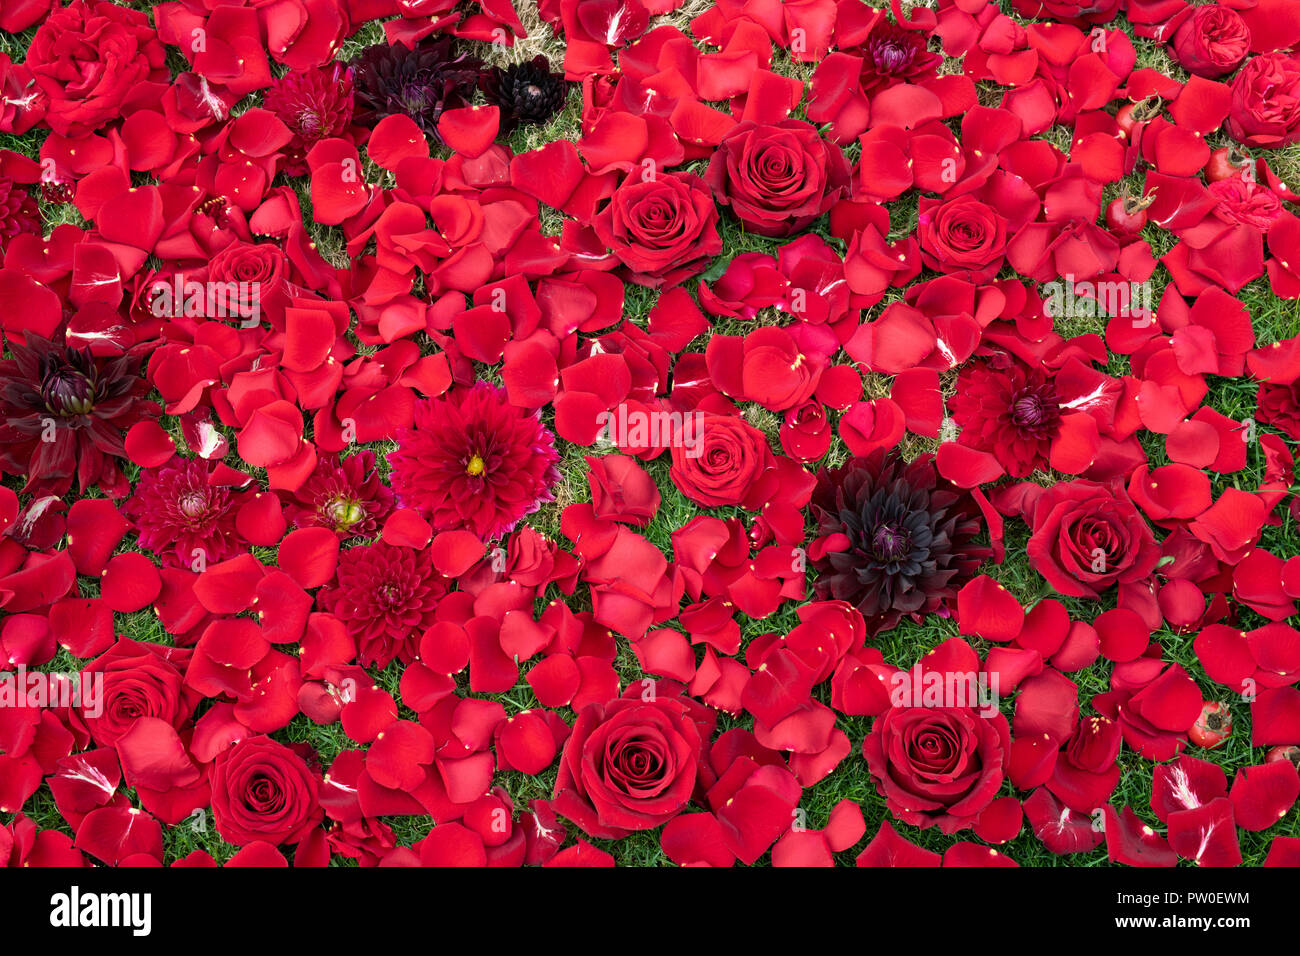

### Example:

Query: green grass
xmin=1 ymin=1 xmax=1299 ymax=867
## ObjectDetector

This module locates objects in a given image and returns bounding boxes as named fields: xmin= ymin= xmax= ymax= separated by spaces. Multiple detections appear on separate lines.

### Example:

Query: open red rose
xmin=78 ymin=639 xmax=193 ymax=748
xmin=1171 ymin=4 xmax=1251 ymax=79
xmin=26 ymin=0 xmax=167 ymax=138
xmin=591 ymin=170 xmax=722 ymax=288
xmin=863 ymin=704 xmax=1011 ymax=834
xmin=918 ymin=195 xmax=1008 ymax=282
xmin=210 ymin=735 xmax=321 ymax=847
xmin=206 ymin=241 xmax=291 ymax=323
xmin=552 ymin=689 xmax=715 ymax=838
xmin=668 ymin=413 xmax=774 ymax=509
xmin=1228 ymin=52 xmax=1300 ymax=149
xmin=1027 ymin=480 xmax=1161 ymax=599
xmin=703 ymin=120 xmax=851 ymax=238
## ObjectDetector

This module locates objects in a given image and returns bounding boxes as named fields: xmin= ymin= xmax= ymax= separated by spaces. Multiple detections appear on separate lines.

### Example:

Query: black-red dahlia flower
xmin=122 ymin=456 xmax=244 ymax=568
xmin=284 ymin=450 xmax=394 ymax=539
xmin=809 ymin=450 xmax=988 ymax=635
xmin=264 ymin=63 xmax=355 ymax=176
xmin=480 ymin=55 xmax=568 ymax=133
xmin=388 ymin=382 xmax=560 ymax=540
xmin=0 ymin=335 xmax=158 ymax=497
xmin=949 ymin=361 xmax=1062 ymax=478
xmin=855 ymin=21 xmax=942 ymax=96
xmin=320 ymin=540 xmax=448 ymax=667
xmin=349 ymin=36 xmax=483 ymax=141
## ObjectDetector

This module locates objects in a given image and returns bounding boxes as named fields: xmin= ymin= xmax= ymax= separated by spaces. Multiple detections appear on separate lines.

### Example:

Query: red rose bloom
xmin=1027 ymin=480 xmax=1161 ymax=599
xmin=1227 ymin=52 xmax=1300 ymax=149
xmin=1171 ymin=4 xmax=1251 ymax=79
xmin=1257 ymin=381 xmax=1300 ymax=441
xmin=918 ymin=195 xmax=1008 ymax=282
xmin=863 ymin=704 xmax=1011 ymax=833
xmin=79 ymin=639 xmax=193 ymax=748
xmin=389 ymin=383 xmax=560 ymax=540
xmin=210 ymin=735 xmax=322 ymax=847
xmin=319 ymin=540 xmax=449 ymax=667
xmin=668 ymin=413 xmax=774 ymax=509
xmin=0 ymin=177 xmax=38 ymax=251
xmin=703 ymin=119 xmax=851 ymax=238
xmin=553 ymin=690 xmax=716 ymax=839
xmin=1210 ymin=178 xmax=1284 ymax=232
xmin=26 ymin=0 xmax=167 ymax=137
xmin=950 ymin=361 xmax=1062 ymax=478
xmin=592 ymin=171 xmax=723 ymax=288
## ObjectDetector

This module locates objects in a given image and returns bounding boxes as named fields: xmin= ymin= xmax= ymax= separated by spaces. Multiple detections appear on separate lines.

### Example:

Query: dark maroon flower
xmin=284 ymin=450 xmax=393 ymax=539
xmin=809 ymin=450 xmax=988 ymax=635
xmin=349 ymin=36 xmax=483 ymax=142
xmin=0 ymin=335 xmax=158 ymax=497
xmin=122 ymin=456 xmax=244 ymax=568
xmin=480 ymin=55 xmax=567 ymax=134
xmin=0 ymin=177 xmax=38 ymax=249
xmin=949 ymin=361 xmax=1062 ymax=478
xmin=388 ymin=382 xmax=560 ymax=540
xmin=263 ymin=63 xmax=355 ymax=177
xmin=855 ymin=21 xmax=941 ymax=96
xmin=319 ymin=540 xmax=448 ymax=667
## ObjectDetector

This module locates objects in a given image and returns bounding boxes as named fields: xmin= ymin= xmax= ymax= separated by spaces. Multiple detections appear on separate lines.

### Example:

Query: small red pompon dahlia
xmin=122 ymin=456 xmax=244 ymax=568
xmin=263 ymin=63 xmax=355 ymax=177
xmin=949 ymin=361 xmax=1062 ymax=479
xmin=0 ymin=177 xmax=38 ymax=249
xmin=285 ymin=450 xmax=393 ymax=539
xmin=388 ymin=382 xmax=560 ymax=540
xmin=0 ymin=335 xmax=157 ymax=497
xmin=809 ymin=450 xmax=988 ymax=636
xmin=320 ymin=540 xmax=448 ymax=667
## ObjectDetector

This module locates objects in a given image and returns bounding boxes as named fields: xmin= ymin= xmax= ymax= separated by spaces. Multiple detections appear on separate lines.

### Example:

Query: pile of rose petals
xmin=1 ymin=0 xmax=1300 ymax=869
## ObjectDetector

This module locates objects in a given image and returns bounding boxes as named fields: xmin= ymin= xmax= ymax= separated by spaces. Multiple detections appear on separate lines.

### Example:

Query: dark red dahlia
xmin=320 ymin=540 xmax=448 ymax=667
xmin=122 ymin=456 xmax=245 ymax=568
xmin=388 ymin=382 xmax=560 ymax=540
xmin=284 ymin=450 xmax=393 ymax=539
xmin=0 ymin=335 xmax=158 ymax=497
xmin=349 ymin=36 xmax=483 ymax=142
xmin=264 ymin=63 xmax=355 ymax=177
xmin=480 ymin=55 xmax=568 ymax=133
xmin=949 ymin=361 xmax=1062 ymax=478
xmin=856 ymin=21 xmax=942 ymax=96
xmin=0 ymin=176 xmax=39 ymax=249
xmin=810 ymin=450 xmax=988 ymax=635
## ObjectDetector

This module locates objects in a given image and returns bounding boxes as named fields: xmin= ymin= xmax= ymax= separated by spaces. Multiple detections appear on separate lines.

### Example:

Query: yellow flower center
xmin=465 ymin=454 xmax=486 ymax=477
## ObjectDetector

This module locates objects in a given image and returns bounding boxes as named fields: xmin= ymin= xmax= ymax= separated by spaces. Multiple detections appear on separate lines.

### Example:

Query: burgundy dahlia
xmin=320 ymin=540 xmax=448 ymax=667
xmin=480 ymin=55 xmax=568 ymax=133
xmin=349 ymin=36 xmax=483 ymax=141
xmin=0 ymin=335 xmax=158 ymax=497
xmin=809 ymin=450 xmax=988 ymax=635
xmin=284 ymin=450 xmax=394 ymax=539
xmin=855 ymin=21 xmax=941 ymax=96
xmin=0 ymin=176 xmax=39 ymax=249
xmin=949 ymin=361 xmax=1062 ymax=478
xmin=264 ymin=63 xmax=355 ymax=176
xmin=388 ymin=383 xmax=560 ymax=540
xmin=122 ymin=456 xmax=245 ymax=568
